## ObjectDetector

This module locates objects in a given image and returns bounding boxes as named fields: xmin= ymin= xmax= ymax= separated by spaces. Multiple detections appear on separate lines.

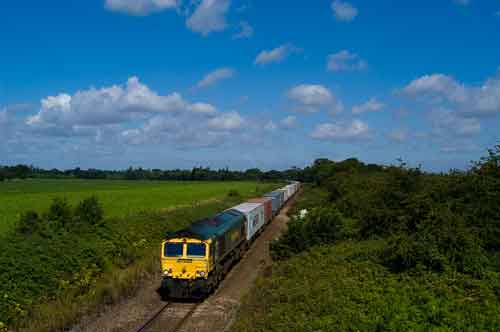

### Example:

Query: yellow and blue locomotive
xmin=160 ymin=209 xmax=247 ymax=298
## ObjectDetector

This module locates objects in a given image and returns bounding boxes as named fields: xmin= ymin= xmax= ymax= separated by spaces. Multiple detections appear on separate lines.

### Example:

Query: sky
xmin=1 ymin=0 xmax=500 ymax=171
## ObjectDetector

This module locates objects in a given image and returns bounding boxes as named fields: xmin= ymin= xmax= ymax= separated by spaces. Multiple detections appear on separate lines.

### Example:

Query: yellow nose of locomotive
xmin=161 ymin=238 xmax=211 ymax=280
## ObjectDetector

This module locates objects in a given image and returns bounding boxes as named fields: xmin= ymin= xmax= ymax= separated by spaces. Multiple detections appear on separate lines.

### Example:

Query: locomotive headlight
xmin=196 ymin=270 xmax=206 ymax=277
xmin=163 ymin=268 xmax=173 ymax=276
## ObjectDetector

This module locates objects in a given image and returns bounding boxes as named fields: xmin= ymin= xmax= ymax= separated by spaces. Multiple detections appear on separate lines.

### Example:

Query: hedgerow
xmin=237 ymin=146 xmax=500 ymax=331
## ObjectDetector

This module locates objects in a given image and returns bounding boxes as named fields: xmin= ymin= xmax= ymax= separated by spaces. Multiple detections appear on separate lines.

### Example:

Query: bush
xmin=44 ymin=197 xmax=73 ymax=230
xmin=15 ymin=211 xmax=40 ymax=235
xmin=74 ymin=196 xmax=104 ymax=226
xmin=270 ymin=206 xmax=356 ymax=260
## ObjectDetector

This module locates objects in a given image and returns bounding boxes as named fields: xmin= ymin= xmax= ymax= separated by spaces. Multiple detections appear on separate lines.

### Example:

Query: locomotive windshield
xmin=187 ymin=243 xmax=206 ymax=257
xmin=164 ymin=243 xmax=183 ymax=257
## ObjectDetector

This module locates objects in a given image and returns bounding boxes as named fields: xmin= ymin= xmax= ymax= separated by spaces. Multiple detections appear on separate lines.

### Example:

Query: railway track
xmin=134 ymin=301 xmax=202 ymax=332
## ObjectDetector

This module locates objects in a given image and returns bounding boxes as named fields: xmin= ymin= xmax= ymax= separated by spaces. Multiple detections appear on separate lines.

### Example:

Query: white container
xmin=230 ymin=202 xmax=265 ymax=241
xmin=278 ymin=187 xmax=289 ymax=201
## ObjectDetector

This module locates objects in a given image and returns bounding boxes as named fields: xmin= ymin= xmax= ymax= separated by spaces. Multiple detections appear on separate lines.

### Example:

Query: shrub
xmin=270 ymin=206 xmax=356 ymax=260
xmin=74 ymin=196 xmax=104 ymax=226
xmin=44 ymin=197 xmax=73 ymax=230
xmin=15 ymin=211 xmax=40 ymax=235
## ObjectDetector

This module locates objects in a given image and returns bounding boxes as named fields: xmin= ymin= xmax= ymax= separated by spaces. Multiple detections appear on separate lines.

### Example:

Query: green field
xmin=0 ymin=179 xmax=274 ymax=233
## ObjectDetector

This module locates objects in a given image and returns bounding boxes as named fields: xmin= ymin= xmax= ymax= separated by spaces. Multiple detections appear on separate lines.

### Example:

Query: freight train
xmin=160 ymin=181 xmax=300 ymax=298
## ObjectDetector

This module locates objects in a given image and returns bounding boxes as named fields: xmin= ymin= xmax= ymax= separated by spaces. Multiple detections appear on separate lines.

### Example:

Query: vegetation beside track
xmin=0 ymin=182 xmax=278 ymax=331
xmin=234 ymin=146 xmax=500 ymax=332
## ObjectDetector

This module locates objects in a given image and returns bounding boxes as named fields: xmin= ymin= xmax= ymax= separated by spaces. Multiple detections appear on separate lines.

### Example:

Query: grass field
xmin=0 ymin=179 xmax=275 ymax=234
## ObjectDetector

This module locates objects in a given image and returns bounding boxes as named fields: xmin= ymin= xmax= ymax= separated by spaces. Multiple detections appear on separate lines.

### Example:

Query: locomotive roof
xmin=165 ymin=209 xmax=245 ymax=240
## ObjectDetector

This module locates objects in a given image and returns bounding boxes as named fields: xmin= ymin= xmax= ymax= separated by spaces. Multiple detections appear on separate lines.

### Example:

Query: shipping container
xmin=247 ymin=197 xmax=273 ymax=223
xmin=263 ymin=191 xmax=283 ymax=215
xmin=229 ymin=202 xmax=265 ymax=241
xmin=278 ymin=188 xmax=289 ymax=202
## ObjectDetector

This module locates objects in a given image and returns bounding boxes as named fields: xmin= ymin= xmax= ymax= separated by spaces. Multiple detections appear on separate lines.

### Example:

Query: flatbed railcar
xmin=159 ymin=181 xmax=300 ymax=299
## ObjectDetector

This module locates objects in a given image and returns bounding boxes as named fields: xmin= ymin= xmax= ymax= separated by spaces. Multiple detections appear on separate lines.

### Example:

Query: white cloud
xmin=327 ymin=50 xmax=367 ymax=72
xmin=207 ymin=111 xmax=244 ymax=131
xmin=440 ymin=142 xmax=480 ymax=154
xmin=186 ymin=102 xmax=217 ymax=115
xmin=26 ymin=77 xmax=218 ymax=135
xmin=186 ymin=0 xmax=230 ymax=36
xmin=280 ymin=116 xmax=298 ymax=129
xmin=196 ymin=67 xmax=235 ymax=88
xmin=105 ymin=0 xmax=178 ymax=15
xmin=352 ymin=98 xmax=384 ymax=114
xmin=402 ymin=72 xmax=500 ymax=117
xmin=430 ymin=108 xmax=481 ymax=137
xmin=287 ymin=84 xmax=345 ymax=114
xmin=287 ymin=84 xmax=333 ymax=107
xmin=233 ymin=21 xmax=253 ymax=39
xmin=331 ymin=0 xmax=358 ymax=22
xmin=311 ymin=119 xmax=370 ymax=140
xmin=402 ymin=74 xmax=467 ymax=104
xmin=254 ymin=44 xmax=297 ymax=65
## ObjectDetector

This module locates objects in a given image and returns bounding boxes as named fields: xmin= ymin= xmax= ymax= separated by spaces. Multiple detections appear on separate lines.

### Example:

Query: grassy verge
xmin=1 ymin=183 xmax=278 ymax=332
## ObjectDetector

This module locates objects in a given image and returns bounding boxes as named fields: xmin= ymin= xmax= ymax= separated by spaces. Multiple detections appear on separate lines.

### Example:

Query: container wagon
xmin=247 ymin=197 xmax=273 ymax=223
xmin=229 ymin=202 xmax=265 ymax=242
xmin=263 ymin=191 xmax=284 ymax=216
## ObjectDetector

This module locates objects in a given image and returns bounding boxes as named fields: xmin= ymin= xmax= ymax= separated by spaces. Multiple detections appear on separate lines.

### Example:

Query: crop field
xmin=0 ymin=179 xmax=275 ymax=234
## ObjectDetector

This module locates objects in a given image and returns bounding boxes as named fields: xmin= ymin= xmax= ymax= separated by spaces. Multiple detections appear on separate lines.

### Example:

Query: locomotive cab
xmin=161 ymin=238 xmax=212 ymax=280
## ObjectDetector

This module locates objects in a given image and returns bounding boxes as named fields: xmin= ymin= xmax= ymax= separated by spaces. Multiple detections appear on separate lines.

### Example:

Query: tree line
xmin=0 ymin=165 xmax=305 ymax=182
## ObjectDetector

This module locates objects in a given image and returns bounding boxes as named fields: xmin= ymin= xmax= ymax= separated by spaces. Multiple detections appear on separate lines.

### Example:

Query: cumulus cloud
xmin=402 ymin=74 xmax=467 ymax=104
xmin=26 ymin=77 xmax=218 ymax=136
xmin=287 ymin=84 xmax=345 ymax=114
xmin=280 ymin=116 xmax=298 ymax=129
xmin=104 ymin=0 xmax=179 ymax=15
xmin=196 ymin=67 xmax=235 ymax=88
xmin=233 ymin=21 xmax=253 ymax=39
xmin=327 ymin=50 xmax=367 ymax=72
xmin=186 ymin=102 xmax=217 ymax=115
xmin=352 ymin=98 xmax=384 ymax=114
xmin=331 ymin=0 xmax=358 ymax=22
xmin=401 ymin=72 xmax=500 ymax=117
xmin=311 ymin=119 xmax=370 ymax=140
xmin=288 ymin=84 xmax=333 ymax=108
xmin=430 ymin=108 xmax=481 ymax=137
xmin=207 ymin=111 xmax=244 ymax=131
xmin=254 ymin=44 xmax=298 ymax=65
xmin=186 ymin=0 xmax=230 ymax=36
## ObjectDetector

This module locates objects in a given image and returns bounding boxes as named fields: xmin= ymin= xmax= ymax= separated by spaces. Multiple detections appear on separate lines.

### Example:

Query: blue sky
xmin=1 ymin=0 xmax=499 ymax=171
